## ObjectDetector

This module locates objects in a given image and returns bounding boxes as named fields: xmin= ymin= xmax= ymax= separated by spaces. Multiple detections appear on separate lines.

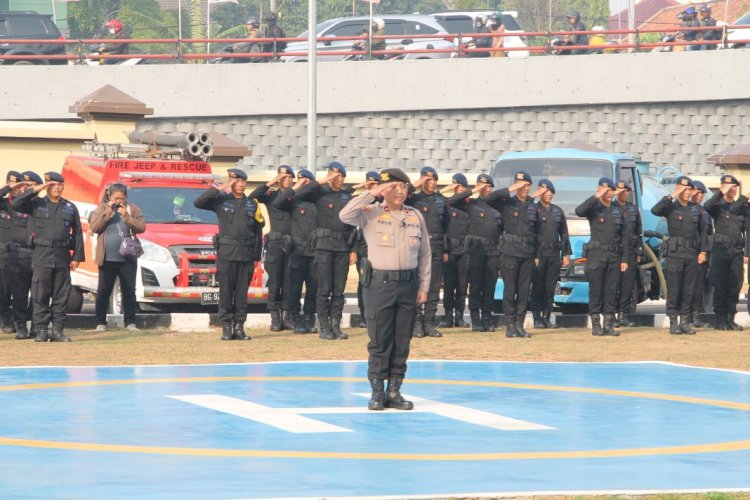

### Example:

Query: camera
xmin=112 ymin=203 xmax=122 ymax=210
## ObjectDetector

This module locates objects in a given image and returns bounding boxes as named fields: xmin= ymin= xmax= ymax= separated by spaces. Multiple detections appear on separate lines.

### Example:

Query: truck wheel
xmin=68 ymin=287 xmax=84 ymax=314
xmin=108 ymin=279 xmax=123 ymax=315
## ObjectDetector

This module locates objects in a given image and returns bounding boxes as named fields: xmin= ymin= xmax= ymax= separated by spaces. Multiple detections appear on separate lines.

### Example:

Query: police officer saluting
xmin=439 ymin=173 xmax=471 ymax=328
xmin=194 ymin=168 xmax=258 ymax=341
xmin=576 ymin=178 xmax=631 ymax=336
xmin=12 ymin=172 xmax=84 ymax=342
xmin=706 ymin=174 xmax=746 ymax=330
xmin=651 ymin=176 xmax=708 ymax=334
xmin=0 ymin=171 xmax=22 ymax=334
xmin=483 ymin=171 xmax=538 ymax=338
xmin=691 ymin=180 xmax=712 ymax=328
xmin=408 ymin=166 xmax=448 ymax=338
xmin=614 ymin=180 xmax=643 ymax=328
xmin=339 ymin=168 xmax=430 ymax=411
xmin=530 ymin=179 xmax=571 ymax=329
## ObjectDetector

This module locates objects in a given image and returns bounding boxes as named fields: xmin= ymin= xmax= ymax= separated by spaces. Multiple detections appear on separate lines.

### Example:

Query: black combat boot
xmin=620 ymin=312 xmax=636 ymax=328
xmin=423 ymin=313 xmax=443 ymax=337
xmin=2 ymin=320 xmax=15 ymax=334
xmin=221 ymin=323 xmax=234 ymax=340
xmin=34 ymin=326 xmax=49 ymax=342
xmin=727 ymin=313 xmax=744 ymax=331
xmin=692 ymin=311 xmax=706 ymax=328
xmin=532 ymin=310 xmax=545 ymax=329
xmin=482 ymin=311 xmax=495 ymax=332
xmin=293 ymin=313 xmax=308 ymax=334
xmin=385 ymin=376 xmax=414 ymax=410
xmin=454 ymin=309 xmax=469 ymax=328
xmin=49 ymin=327 xmax=71 ymax=343
xmin=304 ymin=313 xmax=318 ymax=333
xmin=679 ymin=315 xmax=696 ymax=335
xmin=715 ymin=313 xmax=729 ymax=331
xmin=591 ymin=314 xmax=603 ymax=336
xmin=331 ymin=318 xmax=348 ymax=340
xmin=669 ymin=315 xmax=681 ymax=335
xmin=269 ymin=310 xmax=283 ymax=332
xmin=14 ymin=322 xmax=30 ymax=340
xmin=543 ymin=309 xmax=553 ymax=328
xmin=412 ymin=312 xmax=425 ymax=338
xmin=233 ymin=321 xmax=251 ymax=340
xmin=470 ymin=310 xmax=485 ymax=332
xmin=354 ymin=313 xmax=367 ymax=328
xmin=318 ymin=316 xmax=335 ymax=340
xmin=368 ymin=378 xmax=385 ymax=411
xmin=439 ymin=309 xmax=454 ymax=328
xmin=602 ymin=314 xmax=620 ymax=336
xmin=281 ymin=311 xmax=294 ymax=331
xmin=516 ymin=315 xmax=532 ymax=338
xmin=505 ymin=320 xmax=518 ymax=338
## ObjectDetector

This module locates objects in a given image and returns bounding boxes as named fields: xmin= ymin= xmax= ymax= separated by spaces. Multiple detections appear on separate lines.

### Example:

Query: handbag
xmin=117 ymin=207 xmax=143 ymax=259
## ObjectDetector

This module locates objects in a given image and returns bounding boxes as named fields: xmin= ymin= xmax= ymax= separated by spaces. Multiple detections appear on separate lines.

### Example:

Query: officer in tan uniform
xmin=339 ymin=168 xmax=431 ymax=411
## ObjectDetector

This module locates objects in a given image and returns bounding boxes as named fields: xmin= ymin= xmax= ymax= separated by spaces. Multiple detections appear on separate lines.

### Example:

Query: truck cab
xmin=490 ymin=147 xmax=670 ymax=313
xmin=63 ymin=152 xmax=266 ymax=313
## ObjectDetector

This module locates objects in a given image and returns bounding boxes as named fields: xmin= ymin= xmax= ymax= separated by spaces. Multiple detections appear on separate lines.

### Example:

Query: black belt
xmin=669 ymin=237 xmax=699 ymax=248
xmin=293 ymin=236 xmax=314 ymax=247
xmin=539 ymin=242 xmax=561 ymax=250
xmin=266 ymin=231 xmax=285 ymax=241
xmin=504 ymin=234 xmax=535 ymax=244
xmin=10 ymin=242 xmax=32 ymax=252
xmin=218 ymin=236 xmax=254 ymax=247
xmin=34 ymin=238 xmax=69 ymax=248
xmin=372 ymin=269 xmax=417 ymax=282
xmin=713 ymin=234 xmax=742 ymax=245
xmin=429 ymin=234 xmax=444 ymax=241
xmin=468 ymin=235 xmax=494 ymax=244
xmin=589 ymin=241 xmax=621 ymax=252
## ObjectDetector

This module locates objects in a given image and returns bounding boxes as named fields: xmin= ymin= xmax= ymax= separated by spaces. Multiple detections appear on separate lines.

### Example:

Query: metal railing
xmin=0 ymin=24 xmax=748 ymax=64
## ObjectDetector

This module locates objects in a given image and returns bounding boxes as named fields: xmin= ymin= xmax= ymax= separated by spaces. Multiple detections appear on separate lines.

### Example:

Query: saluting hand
xmin=671 ymin=184 xmax=687 ymax=199
xmin=34 ymin=181 xmax=53 ymax=194
xmin=720 ymin=183 xmax=733 ymax=195
xmin=369 ymin=182 xmax=395 ymax=198
xmin=530 ymin=186 xmax=548 ymax=199
xmin=509 ymin=180 xmax=527 ymax=193
xmin=594 ymin=185 xmax=609 ymax=199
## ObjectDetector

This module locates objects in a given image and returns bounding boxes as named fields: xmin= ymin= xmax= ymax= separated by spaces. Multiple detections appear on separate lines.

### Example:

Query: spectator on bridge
xmin=261 ymin=11 xmax=286 ymax=58
xmin=487 ymin=13 xmax=506 ymax=58
xmin=369 ymin=17 xmax=386 ymax=60
xmin=698 ymin=4 xmax=721 ymax=50
xmin=561 ymin=11 xmax=589 ymax=55
xmin=232 ymin=17 xmax=264 ymax=62
xmin=94 ymin=19 xmax=129 ymax=65
xmin=677 ymin=7 xmax=701 ymax=51
xmin=463 ymin=15 xmax=491 ymax=58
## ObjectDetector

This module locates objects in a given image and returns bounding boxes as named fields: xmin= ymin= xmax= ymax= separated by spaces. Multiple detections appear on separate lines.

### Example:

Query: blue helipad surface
xmin=1 ymin=361 xmax=750 ymax=499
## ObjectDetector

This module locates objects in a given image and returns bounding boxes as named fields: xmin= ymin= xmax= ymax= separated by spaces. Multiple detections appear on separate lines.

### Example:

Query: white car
xmin=428 ymin=10 xmax=530 ymax=58
xmin=726 ymin=11 xmax=750 ymax=48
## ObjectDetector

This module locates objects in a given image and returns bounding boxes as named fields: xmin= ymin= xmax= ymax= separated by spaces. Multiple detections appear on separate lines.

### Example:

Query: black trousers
xmin=500 ymin=255 xmax=533 ymax=319
xmin=0 ymin=254 xmax=12 ymax=325
xmin=356 ymin=256 xmax=367 ymax=316
xmin=585 ymin=259 xmax=621 ymax=315
xmin=467 ymin=245 xmax=498 ymax=314
xmin=710 ymin=251 xmax=743 ymax=315
xmin=315 ymin=249 xmax=349 ymax=319
xmin=665 ymin=256 xmax=698 ymax=317
xmin=284 ymin=252 xmax=317 ymax=316
xmin=94 ymin=260 xmax=138 ymax=326
xmin=530 ymin=256 xmax=560 ymax=312
xmin=442 ymin=252 xmax=469 ymax=312
xmin=9 ymin=251 xmax=32 ymax=324
xmin=264 ymin=240 xmax=287 ymax=312
xmin=217 ymin=259 xmax=253 ymax=325
xmin=420 ymin=253 xmax=444 ymax=317
xmin=692 ymin=261 xmax=709 ymax=313
xmin=617 ymin=258 xmax=638 ymax=314
xmin=31 ymin=266 xmax=71 ymax=331
xmin=363 ymin=278 xmax=418 ymax=380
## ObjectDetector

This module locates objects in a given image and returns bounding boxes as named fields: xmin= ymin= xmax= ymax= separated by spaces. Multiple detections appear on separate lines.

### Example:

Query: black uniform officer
xmin=408 ymin=166 xmax=449 ymax=338
xmin=249 ymin=165 xmax=295 ymax=331
xmin=450 ymin=174 xmax=502 ymax=332
xmin=706 ymin=174 xmax=746 ymax=331
xmin=339 ymin=168 xmax=431 ymax=411
xmin=275 ymin=168 xmax=319 ymax=334
xmin=576 ymin=177 xmax=632 ymax=336
xmin=698 ymin=4 xmax=720 ymax=50
xmin=530 ymin=179 xmax=572 ymax=329
xmin=439 ymin=173 xmax=471 ymax=328
xmin=194 ymin=168 xmax=258 ymax=341
xmin=352 ymin=170 xmax=382 ymax=329
xmin=690 ymin=180 xmax=713 ymax=328
xmin=483 ymin=171 xmax=538 ymax=338
xmin=0 ymin=171 xmax=22 ymax=334
xmin=651 ymin=176 xmax=708 ymax=334
xmin=613 ymin=180 xmax=643 ymax=328
xmin=294 ymin=161 xmax=356 ymax=340
xmin=12 ymin=172 xmax=84 ymax=342
xmin=6 ymin=172 xmax=41 ymax=339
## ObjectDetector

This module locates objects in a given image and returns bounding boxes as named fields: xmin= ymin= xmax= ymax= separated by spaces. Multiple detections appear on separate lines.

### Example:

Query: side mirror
xmin=323 ymin=40 xmax=332 ymax=46
xmin=401 ymin=39 xmax=414 ymax=45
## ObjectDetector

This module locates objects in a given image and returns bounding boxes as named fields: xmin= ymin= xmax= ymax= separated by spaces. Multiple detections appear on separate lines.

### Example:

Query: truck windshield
xmin=127 ymin=187 xmax=218 ymax=224
xmin=492 ymin=158 xmax=613 ymax=218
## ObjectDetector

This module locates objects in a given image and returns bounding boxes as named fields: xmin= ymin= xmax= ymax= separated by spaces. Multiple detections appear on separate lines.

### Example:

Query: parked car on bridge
xmin=726 ymin=11 xmax=750 ymax=48
xmin=0 ymin=10 xmax=67 ymax=65
xmin=281 ymin=14 xmax=456 ymax=62
xmin=428 ymin=10 xmax=530 ymax=58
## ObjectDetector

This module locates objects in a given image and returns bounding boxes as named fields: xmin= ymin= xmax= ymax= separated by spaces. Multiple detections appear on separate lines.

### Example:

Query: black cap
xmin=616 ymin=180 xmax=632 ymax=192
xmin=452 ymin=173 xmax=468 ymax=187
xmin=298 ymin=169 xmax=315 ymax=181
xmin=537 ymin=178 xmax=555 ymax=194
xmin=477 ymin=174 xmax=494 ymax=187
xmin=366 ymin=170 xmax=381 ymax=183
xmin=327 ymin=161 xmax=347 ymax=177
xmin=513 ymin=171 xmax=532 ymax=184
xmin=22 ymin=171 xmax=43 ymax=185
xmin=227 ymin=168 xmax=248 ymax=180
xmin=277 ymin=165 xmax=295 ymax=178
xmin=6 ymin=170 xmax=21 ymax=183
xmin=44 ymin=172 xmax=64 ymax=183
xmin=420 ymin=166 xmax=438 ymax=180
xmin=598 ymin=177 xmax=615 ymax=189
xmin=379 ymin=168 xmax=410 ymax=184
xmin=676 ymin=176 xmax=695 ymax=188
xmin=692 ymin=180 xmax=707 ymax=194
xmin=721 ymin=174 xmax=740 ymax=186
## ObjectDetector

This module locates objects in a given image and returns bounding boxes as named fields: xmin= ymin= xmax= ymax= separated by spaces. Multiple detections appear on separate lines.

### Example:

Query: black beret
xmin=379 ymin=168 xmax=410 ymax=184
xmin=721 ymin=174 xmax=740 ymax=186
xmin=6 ymin=170 xmax=21 ymax=183
xmin=692 ymin=180 xmax=707 ymax=194
xmin=327 ymin=161 xmax=347 ymax=177
xmin=452 ymin=173 xmax=468 ymax=187
xmin=676 ymin=175 xmax=694 ymax=188
xmin=44 ymin=171 xmax=64 ymax=183
xmin=298 ymin=169 xmax=315 ymax=181
xmin=616 ymin=180 xmax=632 ymax=192
xmin=366 ymin=170 xmax=381 ymax=183
xmin=23 ymin=171 xmax=43 ymax=185
xmin=598 ymin=177 xmax=615 ymax=189
xmin=227 ymin=168 xmax=248 ymax=180
xmin=277 ymin=165 xmax=295 ymax=178
xmin=513 ymin=171 xmax=532 ymax=184
xmin=538 ymin=178 xmax=555 ymax=194
xmin=477 ymin=174 xmax=494 ymax=187
xmin=420 ymin=166 xmax=438 ymax=180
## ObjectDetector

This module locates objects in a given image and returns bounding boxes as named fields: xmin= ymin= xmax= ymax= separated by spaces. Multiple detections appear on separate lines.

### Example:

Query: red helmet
xmin=104 ymin=19 xmax=123 ymax=33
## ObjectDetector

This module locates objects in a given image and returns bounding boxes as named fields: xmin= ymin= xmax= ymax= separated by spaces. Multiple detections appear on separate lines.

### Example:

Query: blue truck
xmin=490 ymin=147 xmax=672 ymax=314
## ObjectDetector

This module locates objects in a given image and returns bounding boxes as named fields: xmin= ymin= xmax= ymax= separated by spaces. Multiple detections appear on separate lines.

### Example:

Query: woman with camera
xmin=89 ymin=183 xmax=146 ymax=332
